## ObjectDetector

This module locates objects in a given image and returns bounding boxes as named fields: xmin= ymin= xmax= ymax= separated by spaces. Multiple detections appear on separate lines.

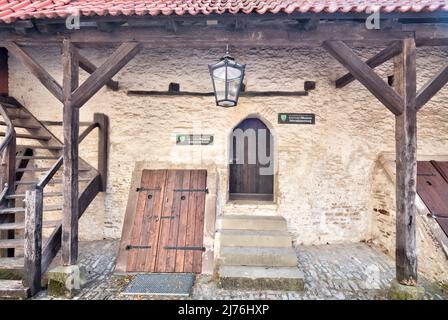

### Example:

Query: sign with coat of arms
xmin=278 ymin=113 xmax=315 ymax=125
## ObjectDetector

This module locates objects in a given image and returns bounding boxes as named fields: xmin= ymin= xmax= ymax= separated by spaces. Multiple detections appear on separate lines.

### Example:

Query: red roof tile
xmin=0 ymin=0 xmax=447 ymax=23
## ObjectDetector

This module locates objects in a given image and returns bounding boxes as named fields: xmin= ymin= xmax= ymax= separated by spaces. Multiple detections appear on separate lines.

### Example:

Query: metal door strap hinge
xmin=161 ymin=216 xmax=176 ymax=219
xmin=417 ymin=173 xmax=436 ymax=176
xmin=136 ymin=187 xmax=161 ymax=192
xmin=174 ymin=188 xmax=208 ymax=194
xmin=164 ymin=246 xmax=206 ymax=251
xmin=126 ymin=245 xmax=152 ymax=250
xmin=429 ymin=213 xmax=448 ymax=219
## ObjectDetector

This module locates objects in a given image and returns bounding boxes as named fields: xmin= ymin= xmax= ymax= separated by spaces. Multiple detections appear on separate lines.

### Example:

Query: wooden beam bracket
xmin=416 ymin=62 xmax=448 ymax=111
xmin=335 ymin=41 xmax=402 ymax=88
xmin=72 ymin=42 xmax=142 ymax=108
xmin=323 ymin=40 xmax=404 ymax=115
xmin=77 ymin=53 xmax=119 ymax=91
xmin=5 ymin=42 xmax=63 ymax=102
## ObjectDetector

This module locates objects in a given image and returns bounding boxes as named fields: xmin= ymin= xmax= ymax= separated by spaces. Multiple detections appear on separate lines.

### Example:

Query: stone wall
xmin=369 ymin=154 xmax=448 ymax=282
xmin=8 ymin=46 xmax=448 ymax=247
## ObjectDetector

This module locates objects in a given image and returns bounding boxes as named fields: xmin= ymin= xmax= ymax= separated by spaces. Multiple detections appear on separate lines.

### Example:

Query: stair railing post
xmin=0 ymin=129 xmax=16 ymax=196
xmin=94 ymin=113 xmax=108 ymax=192
xmin=0 ymin=128 xmax=15 ymax=258
xmin=24 ymin=187 xmax=43 ymax=296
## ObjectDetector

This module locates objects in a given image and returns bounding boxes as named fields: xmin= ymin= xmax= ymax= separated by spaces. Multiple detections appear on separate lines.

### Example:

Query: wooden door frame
xmin=226 ymin=113 xmax=278 ymax=204
xmin=115 ymin=161 xmax=218 ymax=275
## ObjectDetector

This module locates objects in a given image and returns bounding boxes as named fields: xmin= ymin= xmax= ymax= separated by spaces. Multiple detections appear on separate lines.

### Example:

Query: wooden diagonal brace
xmin=323 ymin=40 xmax=404 ymax=115
xmin=336 ymin=41 xmax=402 ymax=88
xmin=72 ymin=42 xmax=142 ymax=108
xmin=5 ymin=42 xmax=63 ymax=102
xmin=416 ymin=63 xmax=448 ymax=111
xmin=78 ymin=53 xmax=119 ymax=91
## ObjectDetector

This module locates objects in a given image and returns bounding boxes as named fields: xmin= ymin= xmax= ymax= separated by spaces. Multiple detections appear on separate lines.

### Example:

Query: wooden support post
xmin=24 ymin=187 xmax=43 ymax=296
xmin=394 ymin=38 xmax=418 ymax=285
xmin=62 ymin=38 xmax=80 ymax=265
xmin=94 ymin=113 xmax=109 ymax=192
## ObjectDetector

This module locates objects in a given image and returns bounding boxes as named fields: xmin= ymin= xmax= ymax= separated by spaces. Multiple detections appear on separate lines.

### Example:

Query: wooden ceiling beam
xmin=335 ymin=41 xmax=402 ymax=88
xmin=323 ymin=40 xmax=404 ymax=115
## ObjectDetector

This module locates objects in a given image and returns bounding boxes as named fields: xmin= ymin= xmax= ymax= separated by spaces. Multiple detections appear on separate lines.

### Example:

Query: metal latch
xmin=429 ymin=213 xmax=448 ymax=219
xmin=173 ymin=188 xmax=208 ymax=194
xmin=136 ymin=187 xmax=161 ymax=192
xmin=126 ymin=245 xmax=152 ymax=250
xmin=164 ymin=246 xmax=206 ymax=251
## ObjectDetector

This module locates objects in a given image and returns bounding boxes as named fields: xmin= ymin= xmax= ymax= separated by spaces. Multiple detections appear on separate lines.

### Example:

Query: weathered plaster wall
xmin=8 ymin=46 xmax=448 ymax=247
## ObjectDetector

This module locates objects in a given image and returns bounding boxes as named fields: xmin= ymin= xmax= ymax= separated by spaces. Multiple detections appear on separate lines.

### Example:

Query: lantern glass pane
xmin=214 ymin=77 xmax=226 ymax=101
xmin=227 ymin=78 xmax=240 ymax=101
xmin=212 ymin=62 xmax=227 ymax=80
xmin=226 ymin=65 xmax=242 ymax=80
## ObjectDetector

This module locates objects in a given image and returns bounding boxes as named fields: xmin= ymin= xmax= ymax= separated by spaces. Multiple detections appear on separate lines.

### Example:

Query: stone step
xmin=0 ymin=257 xmax=24 ymax=280
xmin=0 ymin=280 xmax=29 ymax=299
xmin=218 ymin=266 xmax=305 ymax=291
xmin=219 ymin=230 xmax=292 ymax=248
xmin=220 ymin=215 xmax=287 ymax=231
xmin=219 ymin=246 xmax=298 ymax=267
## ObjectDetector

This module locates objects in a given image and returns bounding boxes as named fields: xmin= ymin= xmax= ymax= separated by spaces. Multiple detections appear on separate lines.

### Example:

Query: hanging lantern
xmin=209 ymin=46 xmax=245 ymax=107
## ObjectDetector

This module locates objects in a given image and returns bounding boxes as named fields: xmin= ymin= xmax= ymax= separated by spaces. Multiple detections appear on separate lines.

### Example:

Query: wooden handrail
xmin=0 ymin=103 xmax=16 ymax=200
xmin=36 ymin=122 xmax=99 ymax=189
xmin=0 ymin=104 xmax=15 ymax=154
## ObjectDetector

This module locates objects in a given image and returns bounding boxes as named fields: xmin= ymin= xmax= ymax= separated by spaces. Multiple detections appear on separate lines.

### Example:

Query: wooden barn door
xmin=229 ymin=118 xmax=273 ymax=201
xmin=122 ymin=169 xmax=207 ymax=273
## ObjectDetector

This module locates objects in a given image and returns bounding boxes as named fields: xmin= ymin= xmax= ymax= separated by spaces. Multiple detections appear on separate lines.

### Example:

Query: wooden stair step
xmin=7 ymin=114 xmax=31 ymax=120
xmin=16 ymin=167 xmax=90 ymax=173
xmin=0 ymin=132 xmax=51 ymax=141
xmin=16 ymin=156 xmax=59 ymax=160
xmin=0 ymin=205 xmax=63 ymax=214
xmin=0 ymin=239 xmax=23 ymax=249
xmin=0 ymin=121 xmax=40 ymax=130
xmin=0 ymin=280 xmax=29 ymax=299
xmin=16 ymin=177 xmax=91 ymax=185
xmin=17 ymin=145 xmax=62 ymax=150
xmin=0 ymin=220 xmax=62 ymax=230
xmin=0 ymin=222 xmax=25 ymax=230
xmin=0 ymin=207 xmax=25 ymax=214
xmin=6 ymin=192 xmax=63 ymax=199
xmin=0 ymin=257 xmax=23 ymax=270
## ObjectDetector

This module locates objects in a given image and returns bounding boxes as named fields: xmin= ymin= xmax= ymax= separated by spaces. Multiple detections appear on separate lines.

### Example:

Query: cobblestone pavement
xmin=33 ymin=240 xmax=447 ymax=300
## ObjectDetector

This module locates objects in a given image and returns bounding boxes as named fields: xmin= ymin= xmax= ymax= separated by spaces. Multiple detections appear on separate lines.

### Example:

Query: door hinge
xmin=136 ymin=187 xmax=161 ymax=192
xmin=164 ymin=246 xmax=206 ymax=251
xmin=417 ymin=173 xmax=436 ymax=177
xmin=174 ymin=188 xmax=208 ymax=194
xmin=126 ymin=245 xmax=152 ymax=250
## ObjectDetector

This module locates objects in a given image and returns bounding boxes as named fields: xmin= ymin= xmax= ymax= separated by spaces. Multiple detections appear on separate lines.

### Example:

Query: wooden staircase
xmin=0 ymin=96 xmax=108 ymax=298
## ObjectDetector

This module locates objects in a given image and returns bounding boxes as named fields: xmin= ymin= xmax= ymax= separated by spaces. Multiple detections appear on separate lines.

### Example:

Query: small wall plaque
xmin=176 ymin=134 xmax=214 ymax=145
xmin=278 ymin=113 xmax=315 ymax=125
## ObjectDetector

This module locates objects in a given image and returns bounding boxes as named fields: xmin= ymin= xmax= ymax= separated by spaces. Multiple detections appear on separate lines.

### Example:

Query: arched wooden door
xmin=229 ymin=118 xmax=274 ymax=201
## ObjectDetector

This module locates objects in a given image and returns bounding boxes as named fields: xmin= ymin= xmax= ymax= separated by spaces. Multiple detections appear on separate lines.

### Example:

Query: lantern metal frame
xmin=208 ymin=48 xmax=246 ymax=108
